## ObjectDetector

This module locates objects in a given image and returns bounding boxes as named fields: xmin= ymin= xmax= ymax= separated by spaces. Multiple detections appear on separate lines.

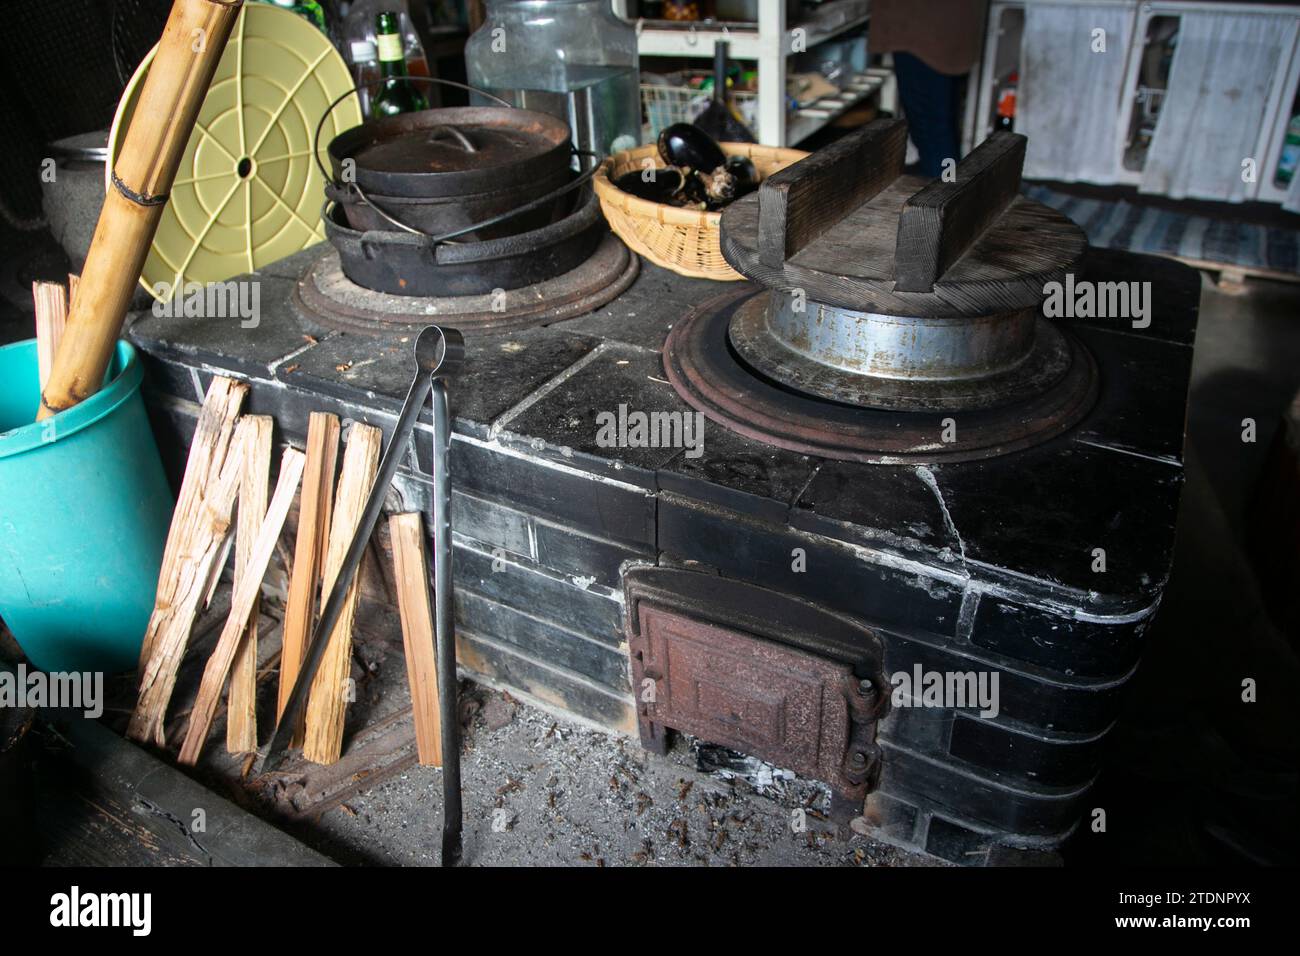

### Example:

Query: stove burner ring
xmin=664 ymin=288 xmax=1099 ymax=464
xmin=292 ymin=234 xmax=638 ymax=337
xmin=728 ymin=293 xmax=1072 ymax=412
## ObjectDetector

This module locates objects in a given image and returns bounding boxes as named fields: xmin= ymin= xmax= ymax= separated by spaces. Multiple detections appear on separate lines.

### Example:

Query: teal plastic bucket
xmin=0 ymin=339 xmax=173 ymax=673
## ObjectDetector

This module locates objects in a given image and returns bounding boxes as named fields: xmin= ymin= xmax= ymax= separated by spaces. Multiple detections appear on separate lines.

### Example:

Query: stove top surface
xmin=128 ymin=243 xmax=1198 ymax=619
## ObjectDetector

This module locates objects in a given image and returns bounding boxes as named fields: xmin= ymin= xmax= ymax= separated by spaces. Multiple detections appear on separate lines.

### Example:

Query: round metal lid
xmin=327 ymin=107 xmax=572 ymax=199
xmin=354 ymin=123 xmax=552 ymax=174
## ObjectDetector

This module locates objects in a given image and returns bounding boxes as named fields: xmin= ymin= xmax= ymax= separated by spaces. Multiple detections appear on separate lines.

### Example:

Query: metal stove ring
xmin=663 ymin=288 xmax=1099 ymax=464
xmin=728 ymin=293 xmax=1072 ymax=412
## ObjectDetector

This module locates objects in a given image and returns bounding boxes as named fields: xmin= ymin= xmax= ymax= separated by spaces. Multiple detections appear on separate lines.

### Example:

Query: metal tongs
xmin=260 ymin=325 xmax=466 ymax=866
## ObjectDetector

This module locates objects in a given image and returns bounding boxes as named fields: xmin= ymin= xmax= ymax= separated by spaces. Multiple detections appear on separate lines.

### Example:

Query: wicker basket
xmin=593 ymin=142 xmax=809 ymax=281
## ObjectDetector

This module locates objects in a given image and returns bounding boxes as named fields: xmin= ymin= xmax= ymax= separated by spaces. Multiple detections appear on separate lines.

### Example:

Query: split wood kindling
xmin=178 ymin=443 xmax=306 ymax=766
xmin=303 ymin=423 xmax=382 ymax=765
xmin=130 ymin=389 xmax=445 ymax=768
xmin=278 ymin=412 xmax=341 ymax=748
xmin=129 ymin=376 xmax=247 ymax=746
xmin=227 ymin=415 xmax=274 ymax=754
xmin=33 ymin=281 xmax=68 ymax=395
xmin=390 ymin=512 xmax=442 ymax=767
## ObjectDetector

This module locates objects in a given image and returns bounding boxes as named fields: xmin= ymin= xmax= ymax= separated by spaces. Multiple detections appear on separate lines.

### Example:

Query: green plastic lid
xmin=107 ymin=3 xmax=362 ymax=302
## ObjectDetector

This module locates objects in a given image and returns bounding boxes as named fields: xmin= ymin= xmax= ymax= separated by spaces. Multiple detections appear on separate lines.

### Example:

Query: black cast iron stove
xmin=128 ymin=120 xmax=1199 ymax=865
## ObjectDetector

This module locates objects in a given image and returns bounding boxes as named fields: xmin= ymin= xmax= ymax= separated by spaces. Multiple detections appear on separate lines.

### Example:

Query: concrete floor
xmin=296 ymin=686 xmax=930 ymax=867
xmin=1063 ymin=274 xmax=1300 ymax=866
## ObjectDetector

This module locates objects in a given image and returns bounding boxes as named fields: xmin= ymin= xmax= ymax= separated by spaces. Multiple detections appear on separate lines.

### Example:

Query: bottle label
xmin=377 ymin=33 xmax=403 ymax=63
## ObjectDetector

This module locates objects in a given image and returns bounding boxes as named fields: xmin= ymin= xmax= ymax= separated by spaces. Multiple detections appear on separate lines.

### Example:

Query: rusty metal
xmin=623 ymin=567 xmax=888 ymax=818
xmin=663 ymin=287 xmax=1098 ymax=464
xmin=292 ymin=235 xmax=638 ymax=337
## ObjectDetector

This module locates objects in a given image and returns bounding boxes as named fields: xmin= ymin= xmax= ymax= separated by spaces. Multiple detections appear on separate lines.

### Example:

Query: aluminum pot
xmin=326 ymin=106 xmax=573 ymax=240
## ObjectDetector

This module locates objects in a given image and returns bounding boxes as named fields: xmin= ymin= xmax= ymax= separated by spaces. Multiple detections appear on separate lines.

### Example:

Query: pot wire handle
xmin=330 ymin=148 xmax=604 ymax=245
xmin=423 ymin=149 xmax=601 ymax=245
xmin=312 ymin=77 xmax=514 ymax=187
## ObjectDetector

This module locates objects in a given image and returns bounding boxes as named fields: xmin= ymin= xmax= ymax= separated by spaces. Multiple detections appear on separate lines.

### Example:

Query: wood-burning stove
xmin=127 ymin=120 xmax=1199 ymax=865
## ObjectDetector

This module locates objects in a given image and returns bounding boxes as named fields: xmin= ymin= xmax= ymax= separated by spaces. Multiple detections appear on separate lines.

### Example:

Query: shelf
xmin=630 ymin=0 xmax=875 ymax=146
xmin=636 ymin=0 xmax=869 ymax=58
xmin=787 ymin=71 xmax=883 ymax=145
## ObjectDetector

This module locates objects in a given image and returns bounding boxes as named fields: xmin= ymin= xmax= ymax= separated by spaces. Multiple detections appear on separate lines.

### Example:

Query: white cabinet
xmin=966 ymin=0 xmax=1300 ymax=204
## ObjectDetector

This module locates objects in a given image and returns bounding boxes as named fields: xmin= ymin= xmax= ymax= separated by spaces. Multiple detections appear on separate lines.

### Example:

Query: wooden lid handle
xmin=757 ymin=118 xmax=907 ymax=268
xmin=893 ymin=131 xmax=1027 ymax=293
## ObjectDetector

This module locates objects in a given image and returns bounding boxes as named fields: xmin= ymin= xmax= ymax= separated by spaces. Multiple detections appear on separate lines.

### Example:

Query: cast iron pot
xmin=326 ymin=106 xmax=573 ymax=240
xmin=323 ymin=182 xmax=607 ymax=298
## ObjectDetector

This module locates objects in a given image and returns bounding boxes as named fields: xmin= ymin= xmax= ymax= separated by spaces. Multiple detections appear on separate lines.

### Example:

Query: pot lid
xmin=355 ymin=123 xmax=555 ymax=175
xmin=329 ymin=107 xmax=572 ymax=197
xmin=107 ymin=3 xmax=360 ymax=303
xmin=719 ymin=119 xmax=1085 ymax=318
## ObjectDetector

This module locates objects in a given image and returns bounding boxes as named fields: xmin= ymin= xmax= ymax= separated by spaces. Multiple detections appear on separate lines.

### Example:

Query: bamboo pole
xmin=36 ymin=0 xmax=244 ymax=421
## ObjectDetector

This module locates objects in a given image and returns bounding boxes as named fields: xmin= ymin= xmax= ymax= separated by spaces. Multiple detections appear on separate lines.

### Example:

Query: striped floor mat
xmin=1024 ymin=185 xmax=1300 ymax=277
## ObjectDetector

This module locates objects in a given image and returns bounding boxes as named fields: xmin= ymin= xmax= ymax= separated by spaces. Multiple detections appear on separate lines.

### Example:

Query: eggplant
xmin=724 ymin=155 xmax=759 ymax=198
xmin=657 ymin=123 xmax=726 ymax=174
xmin=614 ymin=167 xmax=685 ymax=202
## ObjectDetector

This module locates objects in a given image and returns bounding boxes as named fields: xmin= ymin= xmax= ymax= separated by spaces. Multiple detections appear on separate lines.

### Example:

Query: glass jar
xmin=465 ymin=0 xmax=641 ymax=158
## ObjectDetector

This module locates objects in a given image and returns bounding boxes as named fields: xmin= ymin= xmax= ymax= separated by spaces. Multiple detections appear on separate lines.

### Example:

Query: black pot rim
xmin=326 ymin=106 xmax=572 ymax=199
xmin=325 ymin=166 xmax=569 ymax=208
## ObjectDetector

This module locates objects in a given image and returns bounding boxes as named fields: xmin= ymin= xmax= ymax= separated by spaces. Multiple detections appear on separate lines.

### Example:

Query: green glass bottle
xmin=370 ymin=11 xmax=428 ymax=118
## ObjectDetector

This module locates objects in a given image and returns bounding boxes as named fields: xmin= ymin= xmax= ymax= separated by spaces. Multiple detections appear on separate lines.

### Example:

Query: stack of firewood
xmin=125 ymin=377 xmax=442 ymax=768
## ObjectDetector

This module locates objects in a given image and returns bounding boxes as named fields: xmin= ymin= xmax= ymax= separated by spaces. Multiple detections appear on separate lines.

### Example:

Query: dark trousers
xmin=892 ymin=51 xmax=961 ymax=179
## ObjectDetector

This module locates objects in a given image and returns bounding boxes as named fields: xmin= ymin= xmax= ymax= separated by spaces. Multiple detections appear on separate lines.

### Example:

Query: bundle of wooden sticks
xmin=125 ymin=376 xmax=443 ymax=769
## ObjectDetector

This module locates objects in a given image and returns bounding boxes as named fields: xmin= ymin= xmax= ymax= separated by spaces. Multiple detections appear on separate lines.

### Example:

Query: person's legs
xmin=891 ymin=51 xmax=960 ymax=179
